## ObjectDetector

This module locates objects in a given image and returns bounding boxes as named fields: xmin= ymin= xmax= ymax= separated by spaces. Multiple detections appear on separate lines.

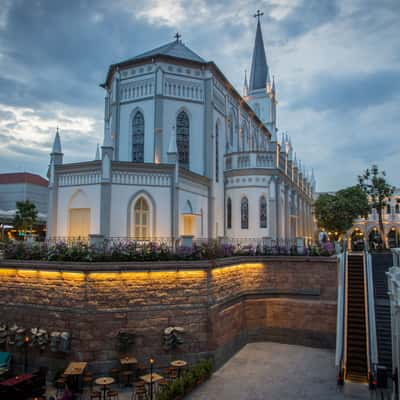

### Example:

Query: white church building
xmin=47 ymin=16 xmax=316 ymax=244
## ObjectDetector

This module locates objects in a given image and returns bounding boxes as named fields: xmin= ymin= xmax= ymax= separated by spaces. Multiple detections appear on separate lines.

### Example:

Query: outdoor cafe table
xmin=120 ymin=356 xmax=138 ymax=366
xmin=170 ymin=360 xmax=187 ymax=377
xmin=140 ymin=373 xmax=163 ymax=397
xmin=95 ymin=377 xmax=115 ymax=400
xmin=64 ymin=362 xmax=87 ymax=392
xmin=0 ymin=373 xmax=33 ymax=387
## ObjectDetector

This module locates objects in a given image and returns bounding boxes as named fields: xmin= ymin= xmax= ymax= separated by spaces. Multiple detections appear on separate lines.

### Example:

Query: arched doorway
xmin=388 ymin=228 xmax=399 ymax=248
xmin=368 ymin=228 xmax=383 ymax=251
xmin=351 ymin=229 xmax=365 ymax=251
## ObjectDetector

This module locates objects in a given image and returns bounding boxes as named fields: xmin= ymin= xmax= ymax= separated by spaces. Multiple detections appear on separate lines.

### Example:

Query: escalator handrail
xmin=365 ymin=251 xmax=378 ymax=373
xmin=335 ymin=250 xmax=347 ymax=369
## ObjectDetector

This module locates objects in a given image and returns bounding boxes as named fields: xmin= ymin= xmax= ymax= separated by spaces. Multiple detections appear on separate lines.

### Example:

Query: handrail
xmin=365 ymin=251 xmax=378 ymax=376
xmin=392 ymin=248 xmax=400 ymax=267
xmin=335 ymin=250 xmax=347 ymax=370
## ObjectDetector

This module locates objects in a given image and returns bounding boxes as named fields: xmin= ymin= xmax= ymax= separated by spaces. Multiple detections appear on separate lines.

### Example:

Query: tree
xmin=13 ymin=200 xmax=38 ymax=239
xmin=314 ymin=186 xmax=370 ymax=239
xmin=358 ymin=165 xmax=395 ymax=248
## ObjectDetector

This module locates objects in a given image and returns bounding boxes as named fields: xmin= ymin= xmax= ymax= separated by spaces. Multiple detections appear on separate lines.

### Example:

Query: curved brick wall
xmin=0 ymin=256 xmax=337 ymax=372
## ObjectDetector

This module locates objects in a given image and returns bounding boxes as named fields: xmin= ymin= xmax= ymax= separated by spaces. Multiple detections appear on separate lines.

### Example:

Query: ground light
xmin=24 ymin=335 xmax=30 ymax=373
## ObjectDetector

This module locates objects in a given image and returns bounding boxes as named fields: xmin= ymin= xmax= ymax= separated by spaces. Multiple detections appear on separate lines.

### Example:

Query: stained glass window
xmin=227 ymin=198 xmax=232 ymax=229
xmin=176 ymin=111 xmax=189 ymax=168
xmin=241 ymin=197 xmax=249 ymax=229
xmin=134 ymin=197 xmax=149 ymax=238
xmin=260 ymin=196 xmax=267 ymax=228
xmin=132 ymin=111 xmax=144 ymax=162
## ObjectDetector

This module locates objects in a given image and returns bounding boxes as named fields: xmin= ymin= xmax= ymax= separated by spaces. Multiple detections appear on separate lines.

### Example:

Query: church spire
xmin=249 ymin=10 xmax=269 ymax=92
xmin=52 ymin=127 xmax=62 ymax=154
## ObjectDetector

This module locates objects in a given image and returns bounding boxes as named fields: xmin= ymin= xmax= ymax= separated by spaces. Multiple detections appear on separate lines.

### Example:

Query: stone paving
xmin=46 ymin=342 xmax=377 ymax=399
xmin=187 ymin=342 xmax=372 ymax=400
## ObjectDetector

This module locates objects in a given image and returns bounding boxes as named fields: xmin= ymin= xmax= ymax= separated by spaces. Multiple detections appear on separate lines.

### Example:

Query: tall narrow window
xmin=215 ymin=123 xmax=219 ymax=182
xmin=260 ymin=196 xmax=267 ymax=228
xmin=134 ymin=197 xmax=149 ymax=238
xmin=396 ymin=204 xmax=400 ymax=214
xmin=132 ymin=111 xmax=144 ymax=162
xmin=387 ymin=204 xmax=391 ymax=214
xmin=176 ymin=111 xmax=190 ymax=168
xmin=241 ymin=197 xmax=249 ymax=229
xmin=227 ymin=198 xmax=232 ymax=229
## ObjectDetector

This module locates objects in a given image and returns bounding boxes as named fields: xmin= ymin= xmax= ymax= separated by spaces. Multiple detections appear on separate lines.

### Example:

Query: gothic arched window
xmin=227 ymin=197 xmax=232 ymax=229
xmin=215 ymin=123 xmax=219 ymax=182
xmin=387 ymin=204 xmax=392 ymax=214
xmin=229 ymin=112 xmax=234 ymax=148
xmin=132 ymin=111 xmax=144 ymax=162
xmin=396 ymin=203 xmax=400 ymax=214
xmin=134 ymin=197 xmax=149 ymax=238
xmin=241 ymin=197 xmax=249 ymax=229
xmin=176 ymin=110 xmax=190 ymax=168
xmin=260 ymin=196 xmax=267 ymax=228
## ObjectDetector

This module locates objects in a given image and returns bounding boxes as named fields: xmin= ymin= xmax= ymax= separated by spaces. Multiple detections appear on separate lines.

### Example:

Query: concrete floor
xmin=46 ymin=342 xmax=376 ymax=400
xmin=187 ymin=342 xmax=371 ymax=400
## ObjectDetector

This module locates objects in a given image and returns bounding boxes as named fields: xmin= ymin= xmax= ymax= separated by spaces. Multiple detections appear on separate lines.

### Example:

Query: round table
xmin=170 ymin=360 xmax=187 ymax=377
xmin=95 ymin=377 xmax=115 ymax=400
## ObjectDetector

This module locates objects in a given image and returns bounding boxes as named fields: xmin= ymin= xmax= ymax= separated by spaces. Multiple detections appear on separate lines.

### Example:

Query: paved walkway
xmin=187 ymin=342 xmax=371 ymax=400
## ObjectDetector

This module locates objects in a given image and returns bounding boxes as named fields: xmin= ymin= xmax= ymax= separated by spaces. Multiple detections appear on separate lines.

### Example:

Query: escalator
xmin=371 ymin=253 xmax=393 ymax=376
xmin=345 ymin=253 xmax=368 ymax=382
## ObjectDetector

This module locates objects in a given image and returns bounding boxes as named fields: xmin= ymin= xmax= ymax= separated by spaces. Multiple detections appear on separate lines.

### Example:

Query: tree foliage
xmin=358 ymin=165 xmax=394 ymax=247
xmin=13 ymin=200 xmax=38 ymax=237
xmin=314 ymin=186 xmax=369 ymax=236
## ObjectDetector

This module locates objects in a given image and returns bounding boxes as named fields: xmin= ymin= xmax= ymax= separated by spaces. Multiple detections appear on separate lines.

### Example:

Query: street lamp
xmin=24 ymin=335 xmax=30 ymax=373
xmin=149 ymin=357 xmax=155 ymax=400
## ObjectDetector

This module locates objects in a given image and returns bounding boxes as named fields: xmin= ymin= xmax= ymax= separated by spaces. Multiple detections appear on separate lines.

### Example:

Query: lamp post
xmin=24 ymin=335 xmax=30 ymax=373
xmin=149 ymin=357 xmax=155 ymax=400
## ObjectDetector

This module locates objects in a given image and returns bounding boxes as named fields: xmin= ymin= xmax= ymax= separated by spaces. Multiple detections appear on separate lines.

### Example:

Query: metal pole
xmin=150 ymin=362 xmax=153 ymax=400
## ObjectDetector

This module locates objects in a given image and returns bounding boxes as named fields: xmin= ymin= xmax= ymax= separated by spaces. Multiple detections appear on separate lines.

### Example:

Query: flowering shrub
xmin=2 ymin=239 xmax=336 ymax=261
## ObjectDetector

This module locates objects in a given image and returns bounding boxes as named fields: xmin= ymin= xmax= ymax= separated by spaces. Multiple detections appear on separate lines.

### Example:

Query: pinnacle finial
xmin=254 ymin=9 xmax=264 ymax=22
xmin=174 ymin=32 xmax=181 ymax=42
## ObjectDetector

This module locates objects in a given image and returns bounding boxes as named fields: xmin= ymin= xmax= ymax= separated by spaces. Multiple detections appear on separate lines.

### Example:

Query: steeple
xmin=95 ymin=143 xmax=100 ymax=160
xmin=52 ymin=127 xmax=62 ymax=155
xmin=249 ymin=11 xmax=269 ymax=92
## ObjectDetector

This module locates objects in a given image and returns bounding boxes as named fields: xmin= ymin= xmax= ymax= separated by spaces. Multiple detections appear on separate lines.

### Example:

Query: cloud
xmin=0 ymin=0 xmax=398 ymax=192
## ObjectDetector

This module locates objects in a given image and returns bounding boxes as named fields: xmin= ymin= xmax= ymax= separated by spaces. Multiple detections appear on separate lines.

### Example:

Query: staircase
xmin=372 ymin=253 xmax=393 ymax=375
xmin=346 ymin=254 xmax=368 ymax=382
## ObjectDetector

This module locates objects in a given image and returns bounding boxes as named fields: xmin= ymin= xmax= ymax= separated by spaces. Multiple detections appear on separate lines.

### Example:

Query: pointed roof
xmin=249 ymin=19 xmax=269 ymax=91
xmin=95 ymin=143 xmax=100 ymax=160
xmin=52 ymin=128 xmax=62 ymax=154
xmin=130 ymin=40 xmax=206 ymax=64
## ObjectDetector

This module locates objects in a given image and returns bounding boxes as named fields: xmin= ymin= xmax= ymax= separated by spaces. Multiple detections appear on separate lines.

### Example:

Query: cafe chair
xmin=132 ymin=382 xmax=146 ymax=400
xmin=55 ymin=377 xmax=66 ymax=396
xmin=109 ymin=367 xmax=121 ymax=385
xmin=107 ymin=389 xmax=119 ymax=399
xmin=121 ymin=370 xmax=134 ymax=386
xmin=90 ymin=390 xmax=102 ymax=400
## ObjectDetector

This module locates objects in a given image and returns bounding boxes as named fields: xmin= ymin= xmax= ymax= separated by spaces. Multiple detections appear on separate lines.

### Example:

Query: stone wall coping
xmin=0 ymin=255 xmax=337 ymax=272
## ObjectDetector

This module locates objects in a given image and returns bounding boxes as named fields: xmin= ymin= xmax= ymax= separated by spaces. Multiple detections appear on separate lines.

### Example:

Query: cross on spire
xmin=254 ymin=9 xmax=264 ymax=22
xmin=174 ymin=32 xmax=181 ymax=42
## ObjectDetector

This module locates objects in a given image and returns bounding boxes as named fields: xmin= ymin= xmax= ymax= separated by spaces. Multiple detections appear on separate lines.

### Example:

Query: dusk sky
xmin=0 ymin=0 xmax=399 ymax=192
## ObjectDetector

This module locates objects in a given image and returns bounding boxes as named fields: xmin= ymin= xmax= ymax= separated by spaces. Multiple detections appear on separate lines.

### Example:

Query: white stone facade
xmin=47 ymin=22 xmax=315 ymax=243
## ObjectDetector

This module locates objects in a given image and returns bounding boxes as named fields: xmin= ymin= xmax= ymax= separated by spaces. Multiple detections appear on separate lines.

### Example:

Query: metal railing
xmin=365 ymin=250 xmax=378 ymax=377
xmin=336 ymin=251 xmax=347 ymax=372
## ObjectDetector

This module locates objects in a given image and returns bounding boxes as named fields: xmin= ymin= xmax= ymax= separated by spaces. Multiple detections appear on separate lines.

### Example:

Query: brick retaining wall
xmin=0 ymin=257 xmax=337 ymax=372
